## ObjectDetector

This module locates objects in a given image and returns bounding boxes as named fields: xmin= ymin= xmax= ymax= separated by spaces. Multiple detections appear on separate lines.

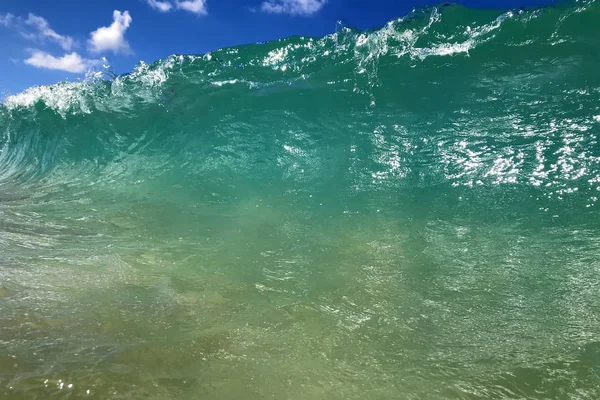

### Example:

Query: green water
xmin=2 ymin=1 xmax=600 ymax=398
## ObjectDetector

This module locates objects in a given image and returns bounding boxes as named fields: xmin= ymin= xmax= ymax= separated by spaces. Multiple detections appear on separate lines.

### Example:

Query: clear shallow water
xmin=2 ymin=1 xmax=600 ymax=398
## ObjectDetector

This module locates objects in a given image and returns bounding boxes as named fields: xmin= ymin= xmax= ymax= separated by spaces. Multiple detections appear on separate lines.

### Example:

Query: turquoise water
xmin=2 ymin=1 xmax=600 ymax=398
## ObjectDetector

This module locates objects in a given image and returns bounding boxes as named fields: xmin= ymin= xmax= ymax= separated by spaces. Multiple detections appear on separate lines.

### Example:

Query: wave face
xmin=2 ymin=2 xmax=600 ymax=398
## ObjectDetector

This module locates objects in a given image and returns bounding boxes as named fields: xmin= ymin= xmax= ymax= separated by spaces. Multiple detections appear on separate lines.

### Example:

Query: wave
xmin=1 ymin=1 xmax=599 ymax=212
xmin=2 ymin=2 xmax=600 ymax=398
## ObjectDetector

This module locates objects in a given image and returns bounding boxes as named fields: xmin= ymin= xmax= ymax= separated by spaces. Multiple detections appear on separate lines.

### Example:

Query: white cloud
xmin=88 ymin=10 xmax=132 ymax=54
xmin=0 ymin=13 xmax=14 ymax=27
xmin=0 ymin=13 xmax=75 ymax=50
xmin=261 ymin=0 xmax=326 ymax=15
xmin=145 ymin=0 xmax=208 ymax=15
xmin=147 ymin=0 xmax=173 ymax=12
xmin=24 ymin=50 xmax=92 ymax=73
xmin=25 ymin=14 xmax=75 ymax=51
xmin=176 ymin=0 xmax=208 ymax=15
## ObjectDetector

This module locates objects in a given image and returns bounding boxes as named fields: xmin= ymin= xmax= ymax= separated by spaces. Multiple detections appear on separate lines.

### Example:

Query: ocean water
xmin=2 ymin=1 xmax=600 ymax=398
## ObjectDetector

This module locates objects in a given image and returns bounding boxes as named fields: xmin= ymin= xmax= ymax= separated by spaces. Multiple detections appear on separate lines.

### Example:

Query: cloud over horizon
xmin=24 ymin=50 xmax=93 ymax=73
xmin=0 ymin=13 xmax=14 ymax=27
xmin=1 ymin=11 xmax=127 ymax=74
xmin=24 ymin=14 xmax=76 ymax=51
xmin=176 ymin=0 xmax=208 ymax=15
xmin=146 ymin=0 xmax=173 ymax=12
xmin=145 ymin=0 xmax=208 ymax=15
xmin=0 ymin=12 xmax=76 ymax=50
xmin=88 ymin=10 xmax=133 ymax=54
xmin=260 ymin=0 xmax=326 ymax=15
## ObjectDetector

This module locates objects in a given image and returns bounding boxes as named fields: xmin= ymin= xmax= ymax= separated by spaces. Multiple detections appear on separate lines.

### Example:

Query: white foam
xmin=2 ymin=56 xmax=180 ymax=116
xmin=3 ymin=81 xmax=92 ymax=115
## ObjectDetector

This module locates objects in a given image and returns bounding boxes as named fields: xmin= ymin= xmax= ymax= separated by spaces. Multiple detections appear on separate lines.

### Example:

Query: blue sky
xmin=1 ymin=0 xmax=559 ymax=96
